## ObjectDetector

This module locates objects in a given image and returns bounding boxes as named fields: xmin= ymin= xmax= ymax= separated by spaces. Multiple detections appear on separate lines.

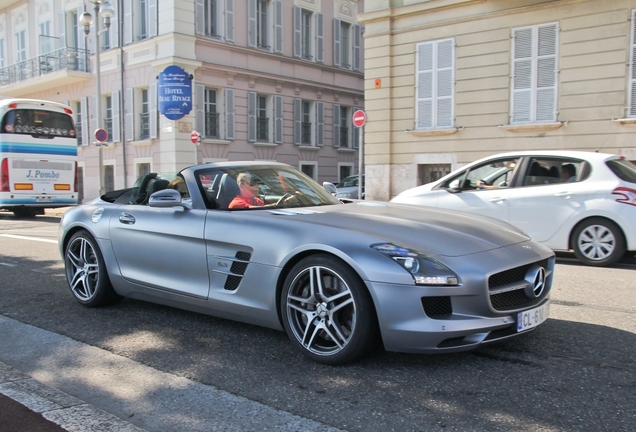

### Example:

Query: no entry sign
xmin=190 ymin=131 xmax=200 ymax=144
xmin=352 ymin=110 xmax=366 ymax=128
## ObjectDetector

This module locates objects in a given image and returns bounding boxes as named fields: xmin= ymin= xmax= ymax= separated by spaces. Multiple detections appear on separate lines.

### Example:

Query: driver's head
xmin=237 ymin=172 xmax=259 ymax=195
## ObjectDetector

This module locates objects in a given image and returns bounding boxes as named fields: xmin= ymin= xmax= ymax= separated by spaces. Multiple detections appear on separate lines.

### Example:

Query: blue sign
xmin=158 ymin=65 xmax=193 ymax=120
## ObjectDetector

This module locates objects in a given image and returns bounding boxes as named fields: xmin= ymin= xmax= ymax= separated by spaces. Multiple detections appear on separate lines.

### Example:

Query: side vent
xmin=224 ymin=251 xmax=252 ymax=290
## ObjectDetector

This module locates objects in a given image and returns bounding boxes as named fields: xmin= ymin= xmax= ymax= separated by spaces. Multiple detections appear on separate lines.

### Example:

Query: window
xmin=105 ymin=96 xmax=113 ymax=142
xmin=204 ymin=0 xmax=218 ymax=36
xmin=416 ymin=38 xmax=455 ymax=129
xmin=257 ymin=0 xmax=269 ymax=48
xmin=39 ymin=21 xmax=55 ymax=55
xmin=0 ymin=38 xmax=5 ymax=68
xmin=196 ymin=0 xmax=234 ymax=42
xmin=256 ymin=95 xmax=268 ymax=141
xmin=140 ymin=88 xmax=150 ymax=140
xmin=511 ymin=23 xmax=559 ymax=124
xmin=300 ymin=162 xmax=317 ymax=180
xmin=138 ymin=163 xmax=151 ymax=178
xmin=294 ymin=99 xmax=323 ymax=146
xmin=124 ymin=1 xmax=157 ymax=44
xmin=139 ymin=0 xmax=148 ymax=40
xmin=248 ymin=0 xmax=281 ymax=52
xmin=77 ymin=166 xmax=84 ymax=203
xmin=16 ymin=30 xmax=27 ymax=62
xmin=441 ymin=158 xmax=520 ymax=190
xmin=333 ymin=104 xmax=353 ymax=148
xmin=70 ymin=11 xmax=80 ymax=49
xmin=522 ymin=158 xmax=585 ymax=187
xmin=333 ymin=19 xmax=361 ymax=70
xmin=75 ymin=101 xmax=83 ymax=146
xmin=301 ymin=101 xmax=311 ymax=144
xmin=204 ymin=89 xmax=219 ymax=138
xmin=293 ymin=6 xmax=323 ymax=61
xmin=195 ymin=85 xmax=233 ymax=140
xmin=339 ymin=164 xmax=353 ymax=182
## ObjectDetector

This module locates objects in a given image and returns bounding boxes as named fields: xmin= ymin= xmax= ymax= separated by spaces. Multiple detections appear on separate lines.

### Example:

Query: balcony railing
xmin=340 ymin=127 xmax=349 ymax=148
xmin=104 ymin=117 xmax=113 ymax=142
xmin=257 ymin=117 xmax=269 ymax=141
xmin=302 ymin=122 xmax=312 ymax=144
xmin=204 ymin=112 xmax=220 ymax=138
xmin=139 ymin=113 xmax=150 ymax=140
xmin=0 ymin=47 xmax=89 ymax=86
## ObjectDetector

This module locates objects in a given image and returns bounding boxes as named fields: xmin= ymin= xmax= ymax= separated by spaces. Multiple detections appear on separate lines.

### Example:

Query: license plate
xmin=517 ymin=301 xmax=549 ymax=332
xmin=36 ymin=196 xmax=52 ymax=202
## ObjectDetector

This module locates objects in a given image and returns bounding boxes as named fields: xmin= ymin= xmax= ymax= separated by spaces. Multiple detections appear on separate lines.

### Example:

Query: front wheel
xmin=572 ymin=218 xmax=625 ymax=267
xmin=64 ymin=231 xmax=121 ymax=307
xmin=281 ymin=255 xmax=379 ymax=365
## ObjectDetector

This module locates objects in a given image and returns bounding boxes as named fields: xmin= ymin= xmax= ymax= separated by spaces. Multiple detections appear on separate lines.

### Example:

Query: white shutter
xmin=195 ymin=84 xmax=205 ymax=136
xmin=316 ymin=13 xmax=324 ymax=63
xmin=274 ymin=0 xmax=283 ymax=54
xmin=436 ymin=39 xmax=454 ymax=128
xmin=225 ymin=88 xmax=235 ymax=140
xmin=125 ymin=88 xmax=134 ymax=141
xmin=333 ymin=19 xmax=341 ymax=67
xmin=148 ymin=0 xmax=158 ymax=38
xmin=110 ymin=2 xmax=119 ymax=48
xmin=630 ymin=10 xmax=636 ymax=116
xmin=274 ymin=95 xmax=283 ymax=144
xmin=112 ymin=90 xmax=121 ymax=142
xmin=353 ymin=24 xmax=361 ymax=71
xmin=536 ymin=23 xmax=558 ymax=122
xmin=195 ymin=0 xmax=205 ymax=35
xmin=247 ymin=91 xmax=257 ymax=142
xmin=293 ymin=6 xmax=301 ymax=58
xmin=293 ymin=98 xmax=301 ymax=145
xmin=58 ymin=11 xmax=66 ymax=49
xmin=149 ymin=83 xmax=157 ymax=139
xmin=333 ymin=104 xmax=341 ymax=147
xmin=512 ymin=27 xmax=534 ymax=123
xmin=77 ymin=6 xmax=86 ymax=51
xmin=316 ymin=101 xmax=324 ymax=146
xmin=80 ymin=96 xmax=88 ymax=146
xmin=247 ymin=0 xmax=257 ymax=48
xmin=123 ymin=1 xmax=133 ymax=45
xmin=225 ymin=0 xmax=234 ymax=42
xmin=416 ymin=42 xmax=433 ymax=129
xmin=90 ymin=95 xmax=97 ymax=144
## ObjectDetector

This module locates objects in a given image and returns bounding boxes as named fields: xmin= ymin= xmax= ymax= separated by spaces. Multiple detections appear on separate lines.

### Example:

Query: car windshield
xmin=336 ymin=175 xmax=358 ymax=188
xmin=194 ymin=164 xmax=342 ymax=210
xmin=606 ymin=158 xmax=636 ymax=183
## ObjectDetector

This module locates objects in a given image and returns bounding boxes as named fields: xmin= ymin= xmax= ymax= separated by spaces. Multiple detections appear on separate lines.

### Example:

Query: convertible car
xmin=59 ymin=162 xmax=554 ymax=365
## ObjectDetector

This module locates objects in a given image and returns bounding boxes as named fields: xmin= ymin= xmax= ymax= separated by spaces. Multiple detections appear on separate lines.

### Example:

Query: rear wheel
xmin=572 ymin=218 xmax=625 ymax=267
xmin=13 ymin=207 xmax=39 ymax=218
xmin=64 ymin=231 xmax=120 ymax=307
xmin=281 ymin=254 xmax=379 ymax=365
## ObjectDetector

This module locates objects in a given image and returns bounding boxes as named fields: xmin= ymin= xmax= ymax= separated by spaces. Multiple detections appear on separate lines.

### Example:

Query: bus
xmin=0 ymin=98 xmax=78 ymax=217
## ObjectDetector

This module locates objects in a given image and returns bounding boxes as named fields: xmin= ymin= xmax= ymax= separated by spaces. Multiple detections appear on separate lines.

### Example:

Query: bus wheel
xmin=13 ymin=208 xmax=38 ymax=218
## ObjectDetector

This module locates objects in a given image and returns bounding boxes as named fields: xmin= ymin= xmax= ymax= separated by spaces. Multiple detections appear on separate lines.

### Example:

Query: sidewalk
xmin=0 ymin=315 xmax=342 ymax=432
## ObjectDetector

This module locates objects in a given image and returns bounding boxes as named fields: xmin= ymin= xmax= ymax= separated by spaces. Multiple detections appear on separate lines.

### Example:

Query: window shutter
xmin=333 ymin=19 xmax=341 ymax=67
xmin=316 ymin=13 xmax=324 ymax=63
xmin=112 ymin=90 xmax=120 ymax=142
xmin=316 ymin=101 xmax=324 ymax=146
xmin=90 ymin=95 xmax=97 ymax=143
xmin=274 ymin=95 xmax=283 ymax=144
xmin=274 ymin=0 xmax=283 ymax=53
xmin=630 ymin=10 xmax=636 ymax=116
xmin=353 ymin=24 xmax=361 ymax=71
xmin=247 ymin=91 xmax=257 ymax=142
xmin=225 ymin=0 xmax=234 ymax=42
xmin=293 ymin=98 xmax=301 ymax=145
xmin=436 ymin=39 xmax=454 ymax=128
xmin=109 ymin=2 xmax=119 ymax=48
xmin=123 ymin=1 xmax=132 ymax=45
xmin=195 ymin=84 xmax=204 ymax=136
xmin=293 ymin=6 xmax=301 ymax=58
xmin=536 ymin=23 xmax=558 ymax=122
xmin=59 ymin=12 xmax=66 ymax=48
xmin=149 ymin=83 xmax=157 ymax=139
xmin=195 ymin=0 xmax=204 ymax=36
xmin=247 ymin=0 xmax=257 ymax=48
xmin=512 ymin=27 xmax=533 ymax=123
xmin=333 ymin=104 xmax=341 ymax=148
xmin=225 ymin=88 xmax=235 ymax=140
xmin=125 ymin=87 xmax=134 ymax=141
xmin=80 ymin=96 xmax=88 ymax=146
xmin=416 ymin=42 xmax=433 ymax=129
xmin=148 ymin=0 xmax=158 ymax=38
xmin=77 ymin=5 xmax=86 ymax=51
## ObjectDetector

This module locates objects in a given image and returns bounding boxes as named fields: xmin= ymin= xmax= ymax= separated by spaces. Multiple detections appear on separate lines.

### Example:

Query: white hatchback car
xmin=391 ymin=151 xmax=636 ymax=266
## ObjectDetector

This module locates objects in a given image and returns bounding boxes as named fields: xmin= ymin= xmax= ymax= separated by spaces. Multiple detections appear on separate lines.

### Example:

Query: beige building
xmin=0 ymin=0 xmax=364 ymax=201
xmin=360 ymin=0 xmax=636 ymax=200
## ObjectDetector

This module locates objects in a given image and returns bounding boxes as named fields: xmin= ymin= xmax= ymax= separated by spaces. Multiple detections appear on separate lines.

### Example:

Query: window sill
xmin=407 ymin=128 xmax=459 ymax=137
xmin=500 ymin=122 xmax=563 ymax=132
xmin=337 ymin=147 xmax=357 ymax=153
xmin=202 ymin=138 xmax=231 ymax=145
xmin=612 ymin=117 xmax=636 ymax=125
xmin=130 ymin=139 xmax=153 ymax=147
xmin=299 ymin=145 xmax=320 ymax=151
xmin=253 ymin=142 xmax=278 ymax=147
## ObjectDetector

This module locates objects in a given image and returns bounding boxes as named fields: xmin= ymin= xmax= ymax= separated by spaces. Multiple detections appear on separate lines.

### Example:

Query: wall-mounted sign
xmin=158 ymin=65 xmax=193 ymax=120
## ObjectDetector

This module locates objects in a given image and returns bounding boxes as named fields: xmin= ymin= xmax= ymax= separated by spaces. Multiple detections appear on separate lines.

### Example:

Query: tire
xmin=281 ymin=254 xmax=379 ymax=365
xmin=64 ymin=231 xmax=121 ymax=307
xmin=572 ymin=218 xmax=625 ymax=267
xmin=13 ymin=207 xmax=38 ymax=218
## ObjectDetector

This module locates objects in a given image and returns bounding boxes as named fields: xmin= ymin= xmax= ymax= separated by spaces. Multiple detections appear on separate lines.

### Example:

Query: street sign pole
xmin=191 ymin=131 xmax=200 ymax=165
xmin=352 ymin=110 xmax=366 ymax=200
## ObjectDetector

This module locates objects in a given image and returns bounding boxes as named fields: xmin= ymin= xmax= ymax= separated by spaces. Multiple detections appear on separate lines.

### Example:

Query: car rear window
xmin=606 ymin=159 xmax=636 ymax=183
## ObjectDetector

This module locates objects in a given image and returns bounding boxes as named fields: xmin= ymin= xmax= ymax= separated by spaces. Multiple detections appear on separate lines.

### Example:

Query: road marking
xmin=0 ymin=234 xmax=57 ymax=244
xmin=0 ymin=262 xmax=17 ymax=267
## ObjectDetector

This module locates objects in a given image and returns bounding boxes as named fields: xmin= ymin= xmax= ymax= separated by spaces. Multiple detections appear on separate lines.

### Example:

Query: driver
xmin=229 ymin=172 xmax=265 ymax=209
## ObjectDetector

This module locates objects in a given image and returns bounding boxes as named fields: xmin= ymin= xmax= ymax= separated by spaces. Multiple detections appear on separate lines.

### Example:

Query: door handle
xmin=554 ymin=192 xmax=571 ymax=198
xmin=119 ymin=212 xmax=136 ymax=225
xmin=488 ymin=197 xmax=506 ymax=203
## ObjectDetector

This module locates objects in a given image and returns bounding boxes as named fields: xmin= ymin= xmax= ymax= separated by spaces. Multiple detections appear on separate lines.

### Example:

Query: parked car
xmin=391 ymin=151 xmax=636 ymax=267
xmin=335 ymin=174 xmax=364 ymax=199
xmin=59 ymin=161 xmax=553 ymax=365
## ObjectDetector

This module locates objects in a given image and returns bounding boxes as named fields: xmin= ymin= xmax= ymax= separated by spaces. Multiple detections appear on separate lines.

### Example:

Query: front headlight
xmin=371 ymin=243 xmax=459 ymax=286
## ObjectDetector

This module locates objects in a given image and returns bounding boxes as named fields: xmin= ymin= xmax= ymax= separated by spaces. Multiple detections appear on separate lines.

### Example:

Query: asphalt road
xmin=0 ymin=211 xmax=634 ymax=431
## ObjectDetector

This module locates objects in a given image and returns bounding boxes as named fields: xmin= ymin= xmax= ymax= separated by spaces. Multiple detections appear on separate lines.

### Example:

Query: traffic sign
xmin=190 ymin=130 xmax=200 ymax=144
xmin=352 ymin=110 xmax=366 ymax=128
xmin=94 ymin=128 xmax=108 ymax=143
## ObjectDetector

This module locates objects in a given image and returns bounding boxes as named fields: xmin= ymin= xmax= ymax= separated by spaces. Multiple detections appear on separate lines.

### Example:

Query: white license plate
xmin=517 ymin=301 xmax=550 ymax=332
xmin=36 ymin=196 xmax=52 ymax=202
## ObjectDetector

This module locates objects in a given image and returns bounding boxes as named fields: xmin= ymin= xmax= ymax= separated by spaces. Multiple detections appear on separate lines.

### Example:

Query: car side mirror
xmin=148 ymin=188 xmax=192 ymax=210
xmin=322 ymin=182 xmax=337 ymax=195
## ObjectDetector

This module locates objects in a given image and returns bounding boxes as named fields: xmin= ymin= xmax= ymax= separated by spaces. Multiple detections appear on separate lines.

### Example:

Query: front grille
xmin=490 ymin=290 xmax=533 ymax=310
xmin=223 ymin=251 xmax=252 ymax=291
xmin=421 ymin=296 xmax=453 ymax=318
xmin=488 ymin=259 xmax=550 ymax=311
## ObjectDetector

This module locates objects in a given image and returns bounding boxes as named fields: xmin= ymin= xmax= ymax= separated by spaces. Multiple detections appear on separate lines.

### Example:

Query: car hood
xmin=267 ymin=201 xmax=530 ymax=257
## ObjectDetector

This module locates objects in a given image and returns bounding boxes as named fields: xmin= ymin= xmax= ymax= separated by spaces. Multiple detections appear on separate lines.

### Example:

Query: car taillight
xmin=612 ymin=187 xmax=636 ymax=206
xmin=1 ymin=158 xmax=9 ymax=192
xmin=74 ymin=161 xmax=79 ymax=192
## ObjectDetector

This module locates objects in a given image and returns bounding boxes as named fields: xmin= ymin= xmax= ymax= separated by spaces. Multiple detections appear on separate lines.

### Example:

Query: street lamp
xmin=80 ymin=0 xmax=116 ymax=196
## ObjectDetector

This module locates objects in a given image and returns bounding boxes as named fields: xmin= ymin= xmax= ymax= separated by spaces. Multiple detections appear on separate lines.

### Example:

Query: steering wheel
xmin=276 ymin=193 xmax=295 ymax=206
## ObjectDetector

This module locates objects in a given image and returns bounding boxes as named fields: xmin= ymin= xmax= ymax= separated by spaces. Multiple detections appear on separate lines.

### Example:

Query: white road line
xmin=0 ymin=234 xmax=57 ymax=244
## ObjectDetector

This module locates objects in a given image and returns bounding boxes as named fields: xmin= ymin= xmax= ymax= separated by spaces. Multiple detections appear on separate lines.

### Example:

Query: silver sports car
xmin=59 ymin=162 xmax=554 ymax=365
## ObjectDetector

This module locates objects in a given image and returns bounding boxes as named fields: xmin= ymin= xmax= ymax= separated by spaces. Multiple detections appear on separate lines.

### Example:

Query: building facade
xmin=0 ymin=0 xmax=364 ymax=201
xmin=360 ymin=0 xmax=636 ymax=200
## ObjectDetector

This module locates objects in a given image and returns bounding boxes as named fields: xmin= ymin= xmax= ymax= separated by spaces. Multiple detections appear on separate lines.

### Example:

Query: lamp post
xmin=80 ymin=0 xmax=115 ymax=196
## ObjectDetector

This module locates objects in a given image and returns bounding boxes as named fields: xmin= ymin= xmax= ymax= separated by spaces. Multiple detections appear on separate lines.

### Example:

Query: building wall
xmin=360 ymin=0 xmax=636 ymax=200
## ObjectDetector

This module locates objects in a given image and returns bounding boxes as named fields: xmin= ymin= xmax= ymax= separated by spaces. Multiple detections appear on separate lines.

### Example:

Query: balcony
xmin=0 ymin=47 xmax=91 ymax=97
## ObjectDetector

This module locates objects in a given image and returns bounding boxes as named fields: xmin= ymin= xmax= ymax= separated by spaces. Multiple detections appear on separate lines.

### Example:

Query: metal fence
xmin=0 ymin=47 xmax=89 ymax=86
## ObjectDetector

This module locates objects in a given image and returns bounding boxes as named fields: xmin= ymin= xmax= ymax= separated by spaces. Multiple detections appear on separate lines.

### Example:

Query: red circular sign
xmin=352 ymin=110 xmax=366 ymax=128
xmin=94 ymin=128 xmax=108 ymax=142
xmin=190 ymin=131 xmax=200 ymax=144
